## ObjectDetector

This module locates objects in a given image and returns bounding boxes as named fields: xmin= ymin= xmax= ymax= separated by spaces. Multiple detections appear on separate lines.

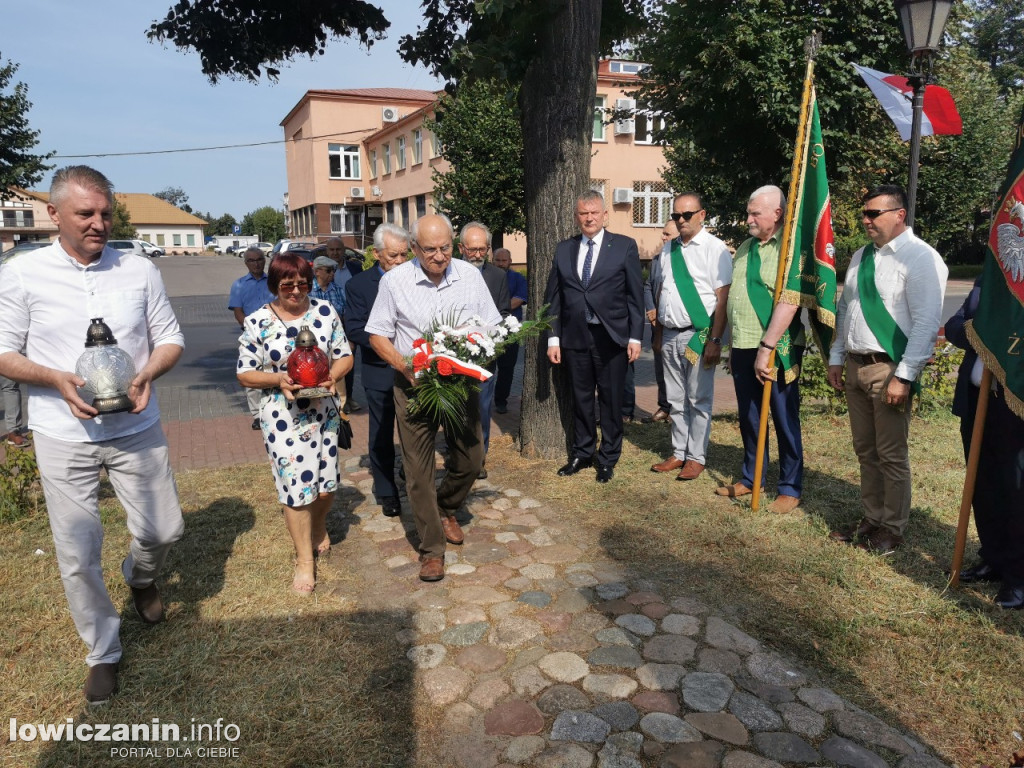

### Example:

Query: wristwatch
xmin=895 ymin=376 xmax=912 ymax=386
xmin=708 ymin=336 xmax=722 ymax=345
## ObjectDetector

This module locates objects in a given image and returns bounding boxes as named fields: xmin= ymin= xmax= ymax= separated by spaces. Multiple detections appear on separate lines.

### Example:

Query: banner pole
xmin=752 ymin=33 xmax=819 ymax=511
xmin=949 ymin=367 xmax=991 ymax=587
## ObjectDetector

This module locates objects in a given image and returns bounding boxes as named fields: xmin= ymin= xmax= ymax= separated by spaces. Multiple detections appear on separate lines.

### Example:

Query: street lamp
xmin=893 ymin=0 xmax=952 ymax=228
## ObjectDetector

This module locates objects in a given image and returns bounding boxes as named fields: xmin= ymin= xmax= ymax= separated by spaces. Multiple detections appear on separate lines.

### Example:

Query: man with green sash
xmin=649 ymin=192 xmax=732 ymax=480
xmin=717 ymin=185 xmax=806 ymax=513
xmin=827 ymin=185 xmax=947 ymax=554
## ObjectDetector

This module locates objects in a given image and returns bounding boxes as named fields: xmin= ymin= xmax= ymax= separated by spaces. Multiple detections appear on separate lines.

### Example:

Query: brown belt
xmin=848 ymin=351 xmax=892 ymax=365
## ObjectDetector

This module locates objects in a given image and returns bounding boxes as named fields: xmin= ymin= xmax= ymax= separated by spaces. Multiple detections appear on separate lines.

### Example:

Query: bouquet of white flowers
xmin=408 ymin=306 xmax=551 ymax=431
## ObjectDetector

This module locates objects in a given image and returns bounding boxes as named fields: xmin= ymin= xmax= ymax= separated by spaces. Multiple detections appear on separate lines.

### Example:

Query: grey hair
xmin=749 ymin=185 xmax=786 ymax=210
xmin=578 ymin=189 xmax=605 ymax=207
xmin=50 ymin=165 xmax=114 ymax=206
xmin=460 ymin=221 xmax=492 ymax=246
xmin=243 ymin=246 xmax=265 ymax=258
xmin=324 ymin=236 xmax=344 ymax=247
xmin=373 ymin=222 xmax=410 ymax=251
xmin=410 ymin=212 xmax=454 ymax=243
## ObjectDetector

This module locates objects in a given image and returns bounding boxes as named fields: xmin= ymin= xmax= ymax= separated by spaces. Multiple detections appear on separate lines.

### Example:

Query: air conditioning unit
xmin=614 ymin=97 xmax=636 ymax=135
xmin=382 ymin=106 xmax=400 ymax=123
xmin=350 ymin=186 xmax=365 ymax=198
xmin=612 ymin=188 xmax=632 ymax=205
xmin=371 ymin=185 xmax=382 ymax=197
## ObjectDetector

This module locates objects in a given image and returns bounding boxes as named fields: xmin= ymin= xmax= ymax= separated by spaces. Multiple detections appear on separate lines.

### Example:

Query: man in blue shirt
xmin=325 ymin=237 xmax=361 ymax=412
xmin=492 ymin=247 xmax=527 ymax=414
xmin=228 ymin=247 xmax=274 ymax=428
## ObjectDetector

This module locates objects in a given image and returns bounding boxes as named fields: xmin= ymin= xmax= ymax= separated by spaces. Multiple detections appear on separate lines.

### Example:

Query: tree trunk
xmin=517 ymin=0 xmax=602 ymax=459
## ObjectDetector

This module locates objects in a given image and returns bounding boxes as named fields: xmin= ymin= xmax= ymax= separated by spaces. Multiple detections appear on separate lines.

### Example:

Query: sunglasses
xmin=862 ymin=207 xmax=903 ymax=220
xmin=670 ymin=210 xmax=703 ymax=222
xmin=278 ymin=281 xmax=310 ymax=292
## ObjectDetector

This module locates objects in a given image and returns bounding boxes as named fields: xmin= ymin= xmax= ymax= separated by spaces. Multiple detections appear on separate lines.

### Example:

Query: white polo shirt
xmin=0 ymin=240 xmax=184 ymax=442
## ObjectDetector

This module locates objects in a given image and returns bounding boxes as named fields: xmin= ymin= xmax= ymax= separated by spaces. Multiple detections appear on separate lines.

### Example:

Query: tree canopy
xmin=0 ymin=54 xmax=53 ymax=199
xmin=241 ymin=206 xmax=286 ymax=243
xmin=427 ymin=79 xmax=526 ymax=244
xmin=154 ymin=186 xmax=192 ymax=212
xmin=111 ymin=198 xmax=137 ymax=239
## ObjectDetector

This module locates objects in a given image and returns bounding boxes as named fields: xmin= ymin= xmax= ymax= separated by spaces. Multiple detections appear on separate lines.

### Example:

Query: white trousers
xmin=34 ymin=423 xmax=184 ymax=666
xmin=663 ymin=329 xmax=717 ymax=465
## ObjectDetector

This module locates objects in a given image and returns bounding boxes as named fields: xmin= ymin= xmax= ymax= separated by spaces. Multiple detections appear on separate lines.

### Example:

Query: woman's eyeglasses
xmin=278 ymin=281 xmax=310 ymax=293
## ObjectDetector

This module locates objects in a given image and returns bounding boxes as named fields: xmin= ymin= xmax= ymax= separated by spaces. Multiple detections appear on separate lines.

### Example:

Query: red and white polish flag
xmin=852 ymin=63 xmax=963 ymax=141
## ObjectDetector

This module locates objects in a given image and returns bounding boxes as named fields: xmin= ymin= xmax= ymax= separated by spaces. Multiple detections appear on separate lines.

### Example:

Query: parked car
xmin=270 ymin=239 xmax=318 ymax=255
xmin=139 ymin=240 xmax=164 ymax=257
xmin=106 ymin=239 xmax=148 ymax=257
xmin=1 ymin=241 xmax=49 ymax=261
xmin=254 ymin=242 xmax=274 ymax=253
xmin=209 ymin=242 xmax=224 ymax=254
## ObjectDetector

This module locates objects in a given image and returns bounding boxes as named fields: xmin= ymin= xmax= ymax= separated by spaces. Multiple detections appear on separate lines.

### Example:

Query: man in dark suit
xmin=946 ymin=277 xmax=1024 ymax=609
xmin=545 ymin=190 xmax=644 ymax=483
xmin=342 ymin=223 xmax=410 ymax=517
xmin=459 ymin=222 xmax=511 ymax=478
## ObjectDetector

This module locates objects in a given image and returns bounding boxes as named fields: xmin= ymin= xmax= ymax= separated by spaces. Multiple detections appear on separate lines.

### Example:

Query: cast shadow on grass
xmin=32 ymin=496 xmax=416 ymax=768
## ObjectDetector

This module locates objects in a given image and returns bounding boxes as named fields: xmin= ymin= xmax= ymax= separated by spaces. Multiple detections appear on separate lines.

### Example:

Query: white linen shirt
xmin=829 ymin=227 xmax=948 ymax=381
xmin=364 ymin=257 xmax=502 ymax=357
xmin=657 ymin=229 xmax=733 ymax=330
xmin=0 ymin=240 xmax=184 ymax=442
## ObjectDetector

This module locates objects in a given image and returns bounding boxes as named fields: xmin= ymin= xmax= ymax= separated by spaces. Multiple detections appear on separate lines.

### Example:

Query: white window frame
xmin=328 ymin=143 xmax=361 ymax=180
xmin=330 ymin=205 xmax=362 ymax=234
xmin=593 ymin=95 xmax=607 ymax=142
xmin=412 ymin=129 xmax=423 ymax=164
xmin=632 ymin=181 xmax=673 ymax=227
xmin=368 ymin=149 xmax=377 ymax=179
xmin=382 ymin=143 xmax=392 ymax=174
xmin=635 ymin=107 xmax=666 ymax=145
xmin=430 ymin=130 xmax=441 ymax=158
xmin=397 ymin=136 xmax=407 ymax=170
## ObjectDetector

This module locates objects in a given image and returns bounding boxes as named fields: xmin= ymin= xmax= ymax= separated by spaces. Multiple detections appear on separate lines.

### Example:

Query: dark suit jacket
xmin=481 ymin=262 xmax=511 ymax=318
xmin=946 ymin=276 xmax=981 ymax=420
xmin=342 ymin=263 xmax=393 ymax=391
xmin=545 ymin=231 xmax=644 ymax=350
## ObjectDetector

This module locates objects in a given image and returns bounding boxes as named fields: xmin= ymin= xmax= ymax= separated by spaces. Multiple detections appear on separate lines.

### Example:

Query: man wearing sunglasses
xmin=648 ymin=193 xmax=732 ymax=481
xmin=717 ymin=185 xmax=806 ymax=513
xmin=825 ymin=185 xmax=947 ymax=554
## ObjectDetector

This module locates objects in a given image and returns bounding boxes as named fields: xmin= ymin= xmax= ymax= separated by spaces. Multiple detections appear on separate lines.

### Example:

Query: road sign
xmin=233 ymin=225 xmax=241 ymax=235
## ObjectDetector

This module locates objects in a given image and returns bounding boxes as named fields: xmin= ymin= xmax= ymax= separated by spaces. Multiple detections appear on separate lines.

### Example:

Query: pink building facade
xmin=280 ymin=60 xmax=671 ymax=264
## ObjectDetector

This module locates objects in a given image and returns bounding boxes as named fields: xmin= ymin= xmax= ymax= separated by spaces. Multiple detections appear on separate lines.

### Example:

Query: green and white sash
xmin=670 ymin=240 xmax=711 ymax=365
xmin=856 ymin=244 xmax=919 ymax=394
xmin=748 ymin=241 xmax=802 ymax=382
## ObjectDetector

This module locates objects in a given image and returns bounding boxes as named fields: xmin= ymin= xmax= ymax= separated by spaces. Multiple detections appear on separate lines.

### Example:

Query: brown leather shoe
xmin=715 ymin=482 xmax=752 ymax=498
xmin=419 ymin=556 xmax=445 ymax=582
xmin=131 ymin=582 xmax=165 ymax=624
xmin=440 ymin=515 xmax=464 ymax=545
xmin=651 ymin=456 xmax=684 ymax=473
xmin=856 ymin=528 xmax=903 ymax=555
xmin=829 ymin=518 xmax=878 ymax=544
xmin=768 ymin=494 xmax=801 ymax=514
xmin=677 ymin=460 xmax=704 ymax=481
xmin=84 ymin=662 xmax=119 ymax=704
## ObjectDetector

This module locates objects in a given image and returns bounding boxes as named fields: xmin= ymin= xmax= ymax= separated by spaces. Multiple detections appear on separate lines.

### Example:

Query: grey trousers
xmin=662 ymin=329 xmax=717 ymax=465
xmin=245 ymin=386 xmax=262 ymax=418
xmin=34 ymin=423 xmax=184 ymax=666
xmin=0 ymin=374 xmax=23 ymax=434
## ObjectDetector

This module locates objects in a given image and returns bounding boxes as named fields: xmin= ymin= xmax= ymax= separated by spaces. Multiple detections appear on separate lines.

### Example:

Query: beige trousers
xmin=845 ymin=358 xmax=913 ymax=535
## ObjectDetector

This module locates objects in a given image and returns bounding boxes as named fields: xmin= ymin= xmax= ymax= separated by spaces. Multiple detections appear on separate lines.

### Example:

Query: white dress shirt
xmin=365 ymin=257 xmax=502 ymax=357
xmin=0 ymin=240 xmax=184 ymax=442
xmin=829 ymin=228 xmax=948 ymax=381
xmin=657 ymin=229 xmax=733 ymax=330
xmin=576 ymin=229 xmax=605 ymax=281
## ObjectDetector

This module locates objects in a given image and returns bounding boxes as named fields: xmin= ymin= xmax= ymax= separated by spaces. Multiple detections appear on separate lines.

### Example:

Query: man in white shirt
xmin=0 ymin=166 xmax=185 ymax=704
xmin=826 ymin=184 xmax=948 ymax=554
xmin=366 ymin=213 xmax=502 ymax=583
xmin=648 ymin=193 xmax=732 ymax=481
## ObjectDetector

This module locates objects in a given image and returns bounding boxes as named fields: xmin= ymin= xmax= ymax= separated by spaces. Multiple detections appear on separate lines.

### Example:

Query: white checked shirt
xmin=0 ymin=240 xmax=184 ymax=442
xmin=829 ymin=227 xmax=948 ymax=381
xmin=365 ymin=257 xmax=502 ymax=357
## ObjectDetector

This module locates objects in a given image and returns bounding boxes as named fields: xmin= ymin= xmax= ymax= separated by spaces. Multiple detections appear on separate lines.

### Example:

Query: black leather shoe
xmin=84 ymin=662 xmax=119 ymax=704
xmin=380 ymin=496 xmax=401 ymax=517
xmin=596 ymin=464 xmax=614 ymax=483
xmin=995 ymin=583 xmax=1024 ymax=610
xmin=958 ymin=561 xmax=1001 ymax=583
xmin=557 ymin=457 xmax=593 ymax=476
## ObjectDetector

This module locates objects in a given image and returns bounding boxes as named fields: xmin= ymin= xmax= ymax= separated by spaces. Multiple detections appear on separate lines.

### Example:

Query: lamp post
xmin=893 ymin=0 xmax=952 ymax=228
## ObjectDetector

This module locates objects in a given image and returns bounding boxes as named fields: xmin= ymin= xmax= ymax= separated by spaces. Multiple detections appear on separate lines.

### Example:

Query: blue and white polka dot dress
xmin=237 ymin=299 xmax=351 ymax=507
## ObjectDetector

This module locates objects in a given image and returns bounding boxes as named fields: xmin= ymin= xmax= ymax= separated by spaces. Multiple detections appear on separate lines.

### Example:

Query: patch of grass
xmin=493 ymin=413 xmax=1023 ymax=767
